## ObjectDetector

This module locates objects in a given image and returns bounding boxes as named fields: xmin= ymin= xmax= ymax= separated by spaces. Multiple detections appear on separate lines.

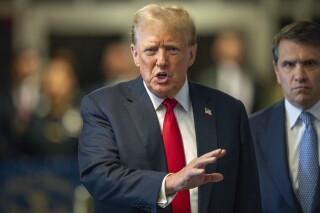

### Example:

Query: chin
xmin=295 ymin=99 xmax=314 ymax=109
xmin=149 ymin=87 xmax=166 ymax=98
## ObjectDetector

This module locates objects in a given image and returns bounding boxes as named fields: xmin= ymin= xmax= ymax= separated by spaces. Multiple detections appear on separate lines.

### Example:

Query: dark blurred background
xmin=1 ymin=0 xmax=320 ymax=212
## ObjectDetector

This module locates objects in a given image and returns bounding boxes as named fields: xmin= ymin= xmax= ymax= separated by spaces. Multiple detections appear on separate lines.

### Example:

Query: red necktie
xmin=162 ymin=99 xmax=191 ymax=213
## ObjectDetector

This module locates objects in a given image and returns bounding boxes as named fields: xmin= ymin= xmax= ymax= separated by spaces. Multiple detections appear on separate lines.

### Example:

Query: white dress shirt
xmin=285 ymin=99 xmax=320 ymax=195
xmin=144 ymin=79 xmax=198 ymax=213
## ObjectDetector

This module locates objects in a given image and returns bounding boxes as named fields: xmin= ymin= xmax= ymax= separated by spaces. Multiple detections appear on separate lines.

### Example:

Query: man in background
xmin=195 ymin=31 xmax=261 ymax=114
xmin=250 ymin=21 xmax=320 ymax=213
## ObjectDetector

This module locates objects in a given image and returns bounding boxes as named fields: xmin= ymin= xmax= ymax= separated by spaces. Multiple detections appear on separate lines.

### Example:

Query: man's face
xmin=274 ymin=39 xmax=320 ymax=109
xmin=131 ymin=21 xmax=197 ymax=99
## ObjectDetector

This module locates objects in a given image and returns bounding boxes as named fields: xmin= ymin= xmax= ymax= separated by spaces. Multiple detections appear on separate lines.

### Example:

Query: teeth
xmin=157 ymin=73 xmax=168 ymax=79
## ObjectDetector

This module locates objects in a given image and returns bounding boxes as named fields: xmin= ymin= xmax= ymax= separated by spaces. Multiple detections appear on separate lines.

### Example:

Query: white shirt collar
xmin=143 ymin=79 xmax=190 ymax=112
xmin=285 ymin=99 xmax=320 ymax=129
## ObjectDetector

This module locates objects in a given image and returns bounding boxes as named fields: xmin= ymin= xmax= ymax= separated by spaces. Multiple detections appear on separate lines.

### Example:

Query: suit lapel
xmin=259 ymin=101 xmax=301 ymax=211
xmin=189 ymin=83 xmax=217 ymax=213
xmin=124 ymin=77 xmax=167 ymax=171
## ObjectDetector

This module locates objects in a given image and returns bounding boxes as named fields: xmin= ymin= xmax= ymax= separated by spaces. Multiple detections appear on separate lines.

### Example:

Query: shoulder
xmin=190 ymin=81 xmax=239 ymax=102
xmin=189 ymin=81 xmax=246 ymax=122
xmin=86 ymin=77 xmax=140 ymax=102
xmin=80 ymin=78 xmax=141 ymax=113
xmin=249 ymin=100 xmax=285 ymax=127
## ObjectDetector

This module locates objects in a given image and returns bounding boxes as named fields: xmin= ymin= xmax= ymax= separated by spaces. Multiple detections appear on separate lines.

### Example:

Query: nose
xmin=294 ymin=63 xmax=306 ymax=83
xmin=156 ymin=49 xmax=168 ymax=67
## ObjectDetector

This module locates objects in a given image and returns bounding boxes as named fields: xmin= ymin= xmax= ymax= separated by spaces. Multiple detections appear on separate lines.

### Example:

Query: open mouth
xmin=156 ymin=72 xmax=168 ymax=79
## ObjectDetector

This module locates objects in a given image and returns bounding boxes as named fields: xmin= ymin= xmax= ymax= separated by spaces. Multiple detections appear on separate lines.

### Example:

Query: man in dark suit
xmin=250 ymin=21 xmax=320 ymax=213
xmin=78 ymin=4 xmax=261 ymax=213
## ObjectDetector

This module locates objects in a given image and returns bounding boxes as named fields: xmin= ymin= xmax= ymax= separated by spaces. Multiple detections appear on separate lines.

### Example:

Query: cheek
xmin=311 ymin=73 xmax=320 ymax=90
xmin=279 ymin=75 xmax=289 ymax=89
xmin=140 ymin=55 xmax=156 ymax=69
xmin=140 ymin=69 xmax=151 ymax=81
xmin=139 ymin=56 xmax=148 ymax=67
xmin=177 ymin=68 xmax=187 ymax=78
xmin=276 ymin=70 xmax=291 ymax=86
xmin=139 ymin=60 xmax=154 ymax=82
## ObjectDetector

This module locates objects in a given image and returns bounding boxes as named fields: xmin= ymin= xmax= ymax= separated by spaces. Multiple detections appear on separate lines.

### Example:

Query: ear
xmin=187 ymin=44 xmax=197 ymax=67
xmin=273 ymin=60 xmax=281 ymax=84
xmin=131 ymin=44 xmax=140 ymax=67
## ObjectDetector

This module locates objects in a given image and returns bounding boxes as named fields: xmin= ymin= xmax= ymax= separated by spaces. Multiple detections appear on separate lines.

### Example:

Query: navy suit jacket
xmin=78 ymin=76 xmax=261 ymax=213
xmin=250 ymin=100 xmax=320 ymax=213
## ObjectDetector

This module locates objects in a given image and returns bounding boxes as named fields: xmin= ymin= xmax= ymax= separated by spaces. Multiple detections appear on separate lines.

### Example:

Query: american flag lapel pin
xmin=204 ymin=107 xmax=212 ymax=116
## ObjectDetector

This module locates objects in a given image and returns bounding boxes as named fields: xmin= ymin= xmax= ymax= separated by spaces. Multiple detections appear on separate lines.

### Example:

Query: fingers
xmin=200 ymin=148 xmax=226 ymax=159
xmin=165 ymin=148 xmax=226 ymax=194
xmin=192 ymin=157 xmax=218 ymax=169
xmin=204 ymin=173 xmax=224 ymax=183
xmin=192 ymin=148 xmax=226 ymax=169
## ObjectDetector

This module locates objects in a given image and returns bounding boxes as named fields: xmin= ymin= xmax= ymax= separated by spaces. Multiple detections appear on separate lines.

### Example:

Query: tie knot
xmin=163 ymin=99 xmax=177 ymax=111
xmin=299 ymin=111 xmax=313 ymax=126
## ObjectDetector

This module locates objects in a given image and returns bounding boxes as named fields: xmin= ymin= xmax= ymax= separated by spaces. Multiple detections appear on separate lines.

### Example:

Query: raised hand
xmin=165 ymin=148 xmax=226 ymax=195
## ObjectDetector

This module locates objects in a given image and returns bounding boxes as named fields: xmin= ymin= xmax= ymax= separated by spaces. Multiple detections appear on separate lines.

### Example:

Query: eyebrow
xmin=281 ymin=58 xmax=320 ymax=65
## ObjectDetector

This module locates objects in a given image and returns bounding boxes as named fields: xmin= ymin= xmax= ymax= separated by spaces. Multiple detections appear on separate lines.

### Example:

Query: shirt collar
xmin=144 ymin=78 xmax=190 ymax=112
xmin=285 ymin=99 xmax=320 ymax=128
xmin=309 ymin=100 xmax=320 ymax=121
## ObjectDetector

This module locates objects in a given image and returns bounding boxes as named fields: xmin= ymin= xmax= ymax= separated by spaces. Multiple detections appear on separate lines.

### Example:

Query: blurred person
xmin=78 ymin=4 xmax=261 ymax=213
xmin=23 ymin=51 xmax=83 ymax=156
xmin=87 ymin=40 xmax=139 ymax=93
xmin=250 ymin=21 xmax=320 ymax=213
xmin=0 ymin=47 xmax=41 ymax=158
xmin=100 ymin=40 xmax=139 ymax=86
xmin=195 ymin=31 xmax=263 ymax=114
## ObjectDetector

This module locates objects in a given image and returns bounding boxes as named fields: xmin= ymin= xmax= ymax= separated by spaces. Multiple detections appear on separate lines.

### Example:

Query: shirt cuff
xmin=157 ymin=174 xmax=177 ymax=208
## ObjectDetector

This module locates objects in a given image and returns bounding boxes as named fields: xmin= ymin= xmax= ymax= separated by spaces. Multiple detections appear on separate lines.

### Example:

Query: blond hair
xmin=131 ymin=4 xmax=197 ymax=46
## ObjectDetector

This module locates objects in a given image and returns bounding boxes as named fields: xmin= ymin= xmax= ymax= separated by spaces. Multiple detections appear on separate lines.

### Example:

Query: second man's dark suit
xmin=78 ymin=76 xmax=261 ymax=213
xmin=250 ymin=100 xmax=320 ymax=213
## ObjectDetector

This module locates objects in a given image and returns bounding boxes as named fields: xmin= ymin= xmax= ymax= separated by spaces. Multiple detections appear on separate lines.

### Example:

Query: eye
xmin=282 ymin=61 xmax=295 ymax=68
xmin=167 ymin=47 xmax=180 ymax=54
xmin=144 ymin=48 xmax=157 ymax=56
xmin=303 ymin=59 xmax=319 ymax=68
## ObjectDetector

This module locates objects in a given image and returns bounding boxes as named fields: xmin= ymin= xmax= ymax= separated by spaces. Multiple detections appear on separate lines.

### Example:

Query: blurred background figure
xmin=0 ymin=49 xmax=82 ymax=213
xmin=23 ymin=49 xmax=83 ymax=156
xmin=90 ymin=40 xmax=139 ymax=91
xmin=0 ymin=47 xmax=41 ymax=159
xmin=101 ymin=40 xmax=139 ymax=86
xmin=195 ymin=30 xmax=263 ymax=114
